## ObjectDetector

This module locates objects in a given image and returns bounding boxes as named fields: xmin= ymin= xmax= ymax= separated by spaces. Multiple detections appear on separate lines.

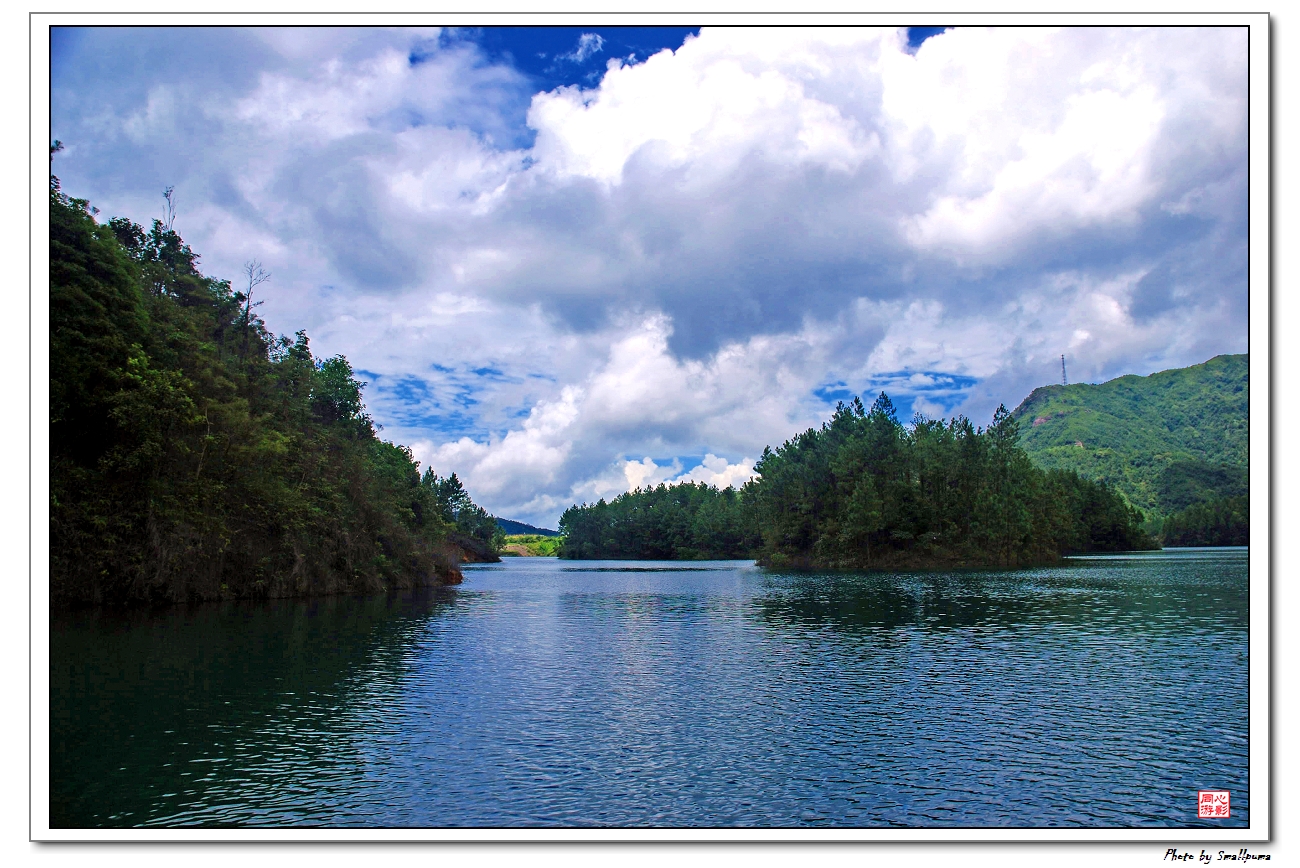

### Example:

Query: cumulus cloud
xmin=50 ymin=25 xmax=1249 ymax=526
xmin=675 ymin=454 xmax=757 ymax=489
xmin=405 ymin=314 xmax=855 ymax=525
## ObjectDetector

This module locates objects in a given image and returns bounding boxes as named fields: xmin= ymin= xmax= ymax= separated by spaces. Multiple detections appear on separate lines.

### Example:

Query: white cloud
xmin=234 ymin=42 xmax=524 ymax=145
xmin=883 ymin=27 xmax=1242 ymax=262
xmin=675 ymin=454 xmax=757 ymax=489
xmin=403 ymin=314 xmax=844 ymax=526
xmin=559 ymin=33 xmax=605 ymax=64
xmin=527 ymin=28 xmax=881 ymax=185
xmin=623 ymin=456 xmax=675 ymax=490
xmin=50 ymin=25 xmax=1248 ymax=527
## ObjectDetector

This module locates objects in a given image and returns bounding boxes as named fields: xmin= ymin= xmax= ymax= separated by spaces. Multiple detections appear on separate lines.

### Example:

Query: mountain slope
xmin=497 ymin=518 xmax=560 ymax=537
xmin=1010 ymin=354 xmax=1248 ymax=517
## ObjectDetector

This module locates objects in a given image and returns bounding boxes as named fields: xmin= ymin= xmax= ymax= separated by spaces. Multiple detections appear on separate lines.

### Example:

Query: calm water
xmin=50 ymin=548 xmax=1249 ymax=829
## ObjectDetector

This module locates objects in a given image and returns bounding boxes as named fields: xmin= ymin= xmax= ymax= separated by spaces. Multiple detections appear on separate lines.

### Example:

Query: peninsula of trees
xmin=50 ymin=163 xmax=500 ymax=608
xmin=560 ymin=395 xmax=1154 ymax=567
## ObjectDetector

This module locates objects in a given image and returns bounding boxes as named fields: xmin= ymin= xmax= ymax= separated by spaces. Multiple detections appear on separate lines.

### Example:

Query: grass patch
xmin=500 ymin=534 xmax=563 ymax=557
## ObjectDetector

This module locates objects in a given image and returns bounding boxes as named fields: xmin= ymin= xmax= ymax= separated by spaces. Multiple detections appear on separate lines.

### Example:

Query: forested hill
xmin=1010 ymin=354 xmax=1248 ymax=526
xmin=496 ymin=518 xmax=560 ymax=537
xmin=50 ymin=164 xmax=501 ymax=607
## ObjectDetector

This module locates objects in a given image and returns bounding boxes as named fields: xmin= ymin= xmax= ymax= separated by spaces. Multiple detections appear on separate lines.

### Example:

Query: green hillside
xmin=1011 ymin=354 xmax=1248 ymax=523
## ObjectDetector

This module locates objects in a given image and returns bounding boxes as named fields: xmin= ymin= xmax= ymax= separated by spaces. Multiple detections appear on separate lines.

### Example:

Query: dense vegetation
xmin=746 ymin=395 xmax=1153 ymax=568
xmin=50 ymin=164 xmax=499 ymax=607
xmin=1011 ymin=355 xmax=1249 ymax=545
xmin=1160 ymin=496 xmax=1249 ymax=547
xmin=560 ymin=482 xmax=758 ymax=560
xmin=1155 ymin=461 xmax=1248 ymax=514
xmin=500 ymin=534 xmax=564 ymax=556
xmin=560 ymin=395 xmax=1154 ymax=567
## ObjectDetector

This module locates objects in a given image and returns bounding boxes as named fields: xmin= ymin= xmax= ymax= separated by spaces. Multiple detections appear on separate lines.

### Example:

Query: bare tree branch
xmin=163 ymin=186 xmax=177 ymax=232
xmin=240 ymin=260 xmax=272 ymax=361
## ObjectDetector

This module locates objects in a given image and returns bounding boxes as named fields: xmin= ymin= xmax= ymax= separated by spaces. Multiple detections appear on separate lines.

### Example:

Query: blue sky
xmin=49 ymin=25 xmax=1249 ymax=527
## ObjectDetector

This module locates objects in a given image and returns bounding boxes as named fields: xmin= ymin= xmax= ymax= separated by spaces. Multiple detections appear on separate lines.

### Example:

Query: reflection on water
xmin=560 ymin=566 xmax=726 ymax=573
xmin=51 ymin=549 xmax=1249 ymax=828
xmin=752 ymin=552 xmax=1247 ymax=634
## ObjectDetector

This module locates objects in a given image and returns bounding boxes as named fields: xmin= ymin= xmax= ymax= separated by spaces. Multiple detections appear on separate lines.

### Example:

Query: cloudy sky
xmin=49 ymin=24 xmax=1249 ymax=529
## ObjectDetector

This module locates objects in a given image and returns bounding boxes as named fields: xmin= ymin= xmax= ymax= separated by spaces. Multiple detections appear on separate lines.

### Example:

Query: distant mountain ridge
xmin=1011 ymin=354 xmax=1248 ymax=519
xmin=496 ymin=518 xmax=561 ymax=537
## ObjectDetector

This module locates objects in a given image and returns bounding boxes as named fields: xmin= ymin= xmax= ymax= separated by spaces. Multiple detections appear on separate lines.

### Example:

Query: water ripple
xmin=50 ymin=549 xmax=1249 ymax=828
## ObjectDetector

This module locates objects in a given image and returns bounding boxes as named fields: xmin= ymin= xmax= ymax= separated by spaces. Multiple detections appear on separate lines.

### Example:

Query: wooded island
xmin=559 ymin=395 xmax=1155 ymax=567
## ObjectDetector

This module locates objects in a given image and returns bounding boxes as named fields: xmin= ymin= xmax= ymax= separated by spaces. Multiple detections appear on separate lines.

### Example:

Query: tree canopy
xmin=559 ymin=481 xmax=758 ymax=560
xmin=50 ymin=168 xmax=500 ymax=607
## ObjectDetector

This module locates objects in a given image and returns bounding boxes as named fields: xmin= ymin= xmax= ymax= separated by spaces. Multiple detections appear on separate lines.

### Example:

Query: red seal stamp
xmin=1198 ymin=790 xmax=1230 ymax=819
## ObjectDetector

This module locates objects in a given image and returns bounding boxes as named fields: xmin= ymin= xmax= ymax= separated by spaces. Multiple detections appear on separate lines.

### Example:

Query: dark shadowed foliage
xmin=50 ymin=169 xmax=500 ymax=607
xmin=1161 ymin=496 xmax=1249 ymax=547
xmin=742 ymin=395 xmax=1154 ymax=569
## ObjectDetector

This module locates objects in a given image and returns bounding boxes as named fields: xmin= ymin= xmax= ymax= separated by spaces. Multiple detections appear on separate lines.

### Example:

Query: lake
xmin=49 ymin=548 xmax=1249 ymax=829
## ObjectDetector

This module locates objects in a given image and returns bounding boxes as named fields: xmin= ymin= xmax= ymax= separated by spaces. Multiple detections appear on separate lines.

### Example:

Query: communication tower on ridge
xmin=1061 ymin=355 xmax=1068 ymax=386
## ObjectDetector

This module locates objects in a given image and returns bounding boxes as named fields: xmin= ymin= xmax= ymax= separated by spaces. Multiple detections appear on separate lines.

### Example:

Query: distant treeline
xmin=50 ymin=162 xmax=500 ymax=607
xmin=560 ymin=482 xmax=758 ymax=560
xmin=559 ymin=395 xmax=1154 ymax=567
xmin=496 ymin=517 xmax=561 ymax=537
xmin=1152 ymin=462 xmax=1248 ymax=546
xmin=1160 ymin=496 xmax=1248 ymax=547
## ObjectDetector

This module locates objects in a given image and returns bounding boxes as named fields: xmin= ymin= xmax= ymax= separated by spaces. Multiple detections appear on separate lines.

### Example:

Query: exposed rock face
xmin=448 ymin=532 xmax=501 ymax=564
